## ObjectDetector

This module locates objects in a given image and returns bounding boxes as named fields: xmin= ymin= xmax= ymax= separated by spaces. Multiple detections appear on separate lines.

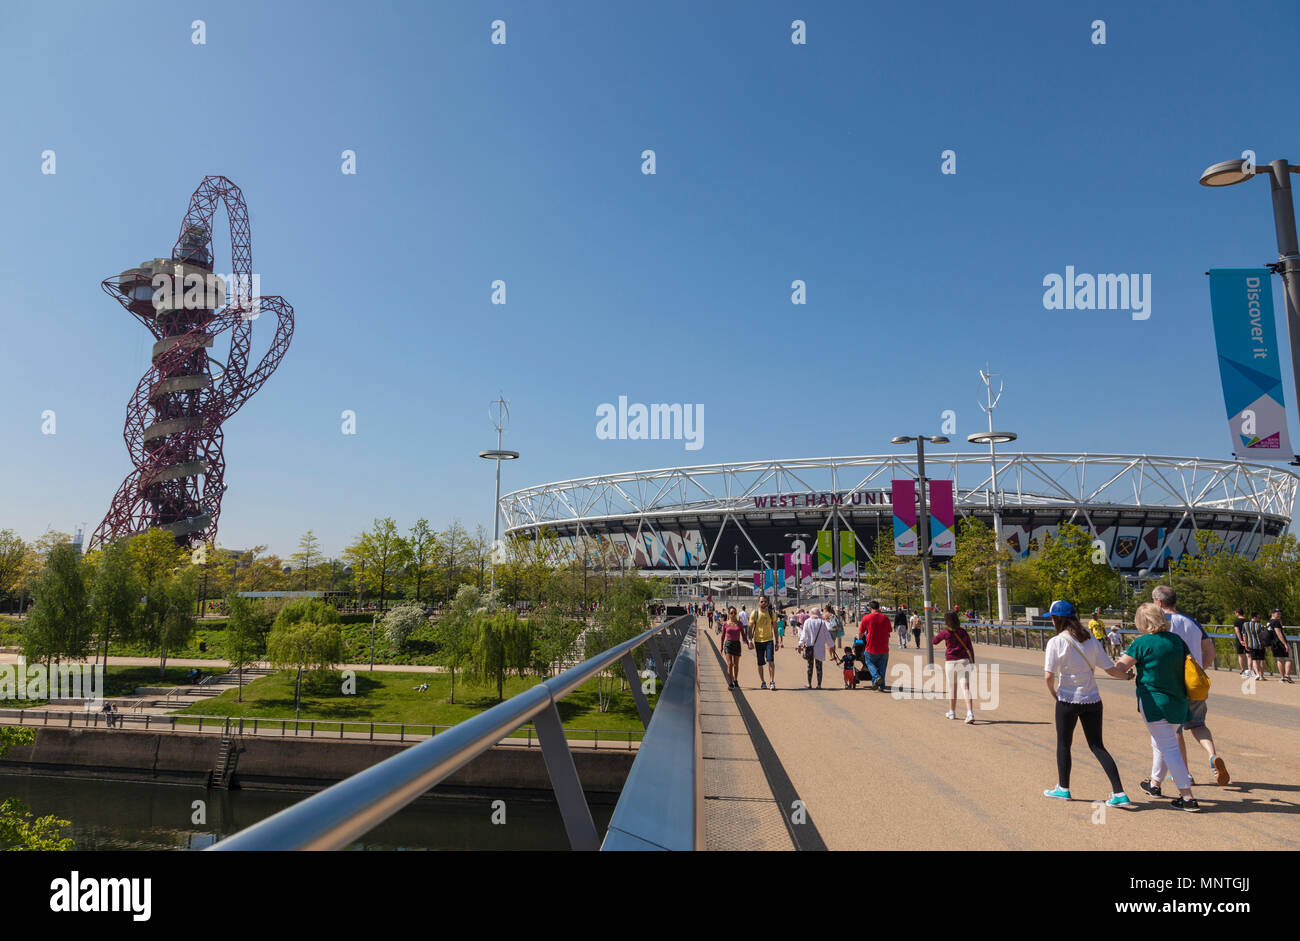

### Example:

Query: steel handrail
xmin=206 ymin=614 xmax=689 ymax=851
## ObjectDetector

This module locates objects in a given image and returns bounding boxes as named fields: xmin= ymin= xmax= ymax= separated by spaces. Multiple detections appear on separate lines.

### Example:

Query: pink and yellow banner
xmin=892 ymin=479 xmax=917 ymax=555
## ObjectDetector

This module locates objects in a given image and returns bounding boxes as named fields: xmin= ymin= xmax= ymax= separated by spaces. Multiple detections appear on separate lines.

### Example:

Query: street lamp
xmin=479 ymin=395 xmax=519 ymax=593
xmin=1200 ymin=157 xmax=1300 ymax=438
xmin=891 ymin=434 xmax=951 ymax=666
xmin=968 ymin=412 xmax=1017 ymax=624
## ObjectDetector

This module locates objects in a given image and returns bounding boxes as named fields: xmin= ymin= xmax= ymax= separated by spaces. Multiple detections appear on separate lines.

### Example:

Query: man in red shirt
xmin=858 ymin=600 xmax=894 ymax=692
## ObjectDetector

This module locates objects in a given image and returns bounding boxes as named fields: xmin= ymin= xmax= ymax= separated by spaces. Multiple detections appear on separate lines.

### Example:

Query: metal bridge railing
xmin=206 ymin=614 xmax=693 ymax=852
xmin=601 ymin=623 xmax=702 ymax=851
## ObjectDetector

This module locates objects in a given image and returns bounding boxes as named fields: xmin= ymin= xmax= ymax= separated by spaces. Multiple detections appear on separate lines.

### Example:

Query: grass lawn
xmin=173 ymin=668 xmax=655 ymax=738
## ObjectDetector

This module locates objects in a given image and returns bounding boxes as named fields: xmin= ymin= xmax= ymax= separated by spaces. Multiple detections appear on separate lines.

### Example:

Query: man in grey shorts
xmin=1153 ymin=585 xmax=1230 ymax=786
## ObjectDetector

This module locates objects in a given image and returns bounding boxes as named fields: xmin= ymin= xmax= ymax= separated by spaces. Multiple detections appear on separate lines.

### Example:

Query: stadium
xmin=499 ymin=452 xmax=1299 ymax=596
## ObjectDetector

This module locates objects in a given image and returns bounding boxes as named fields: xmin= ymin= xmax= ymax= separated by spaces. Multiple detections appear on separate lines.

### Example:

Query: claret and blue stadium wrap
xmin=1208 ymin=268 xmax=1294 ymax=460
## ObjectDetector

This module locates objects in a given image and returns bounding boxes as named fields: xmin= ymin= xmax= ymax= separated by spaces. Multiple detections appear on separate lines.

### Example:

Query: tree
xmin=273 ymin=598 xmax=341 ymax=629
xmin=0 ymin=530 xmax=26 ymax=613
xmin=530 ymin=605 xmax=583 ymax=677
xmin=1028 ymin=523 xmax=1116 ymax=613
xmin=383 ymin=602 xmax=427 ymax=649
xmin=289 ymin=530 xmax=322 ymax=590
xmin=435 ymin=585 xmax=480 ymax=703
xmin=343 ymin=518 xmax=411 ymax=611
xmin=468 ymin=610 xmax=531 ymax=701
xmin=152 ymin=574 xmax=197 ymax=678
xmin=225 ymin=594 xmax=273 ymax=701
xmin=586 ymin=573 xmax=656 ymax=712
xmin=87 ymin=539 xmax=140 ymax=666
xmin=22 ymin=544 xmax=92 ymax=666
xmin=0 ymin=729 xmax=74 ymax=851
xmin=870 ymin=530 xmax=923 ymax=611
xmin=407 ymin=519 xmax=437 ymax=603
xmin=267 ymin=621 xmax=344 ymax=717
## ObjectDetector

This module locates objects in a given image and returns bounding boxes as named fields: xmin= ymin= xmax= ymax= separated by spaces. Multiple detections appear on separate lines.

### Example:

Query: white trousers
xmin=1140 ymin=700 xmax=1191 ymax=790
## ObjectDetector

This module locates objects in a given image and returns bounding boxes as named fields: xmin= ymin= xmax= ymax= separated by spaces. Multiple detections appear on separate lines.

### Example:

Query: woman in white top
xmin=1041 ymin=599 xmax=1135 ymax=809
xmin=797 ymin=607 xmax=834 ymax=689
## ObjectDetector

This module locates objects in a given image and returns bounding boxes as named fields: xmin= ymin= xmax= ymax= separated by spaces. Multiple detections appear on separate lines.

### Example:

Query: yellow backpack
xmin=1185 ymin=650 xmax=1211 ymax=701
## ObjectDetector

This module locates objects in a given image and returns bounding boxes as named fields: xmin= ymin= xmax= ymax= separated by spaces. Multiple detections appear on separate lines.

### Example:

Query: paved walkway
xmin=696 ymin=617 xmax=1300 ymax=850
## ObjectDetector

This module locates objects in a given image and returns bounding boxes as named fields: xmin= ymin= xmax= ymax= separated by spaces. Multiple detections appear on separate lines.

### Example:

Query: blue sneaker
xmin=1043 ymin=786 xmax=1071 ymax=800
xmin=1106 ymin=793 xmax=1135 ymax=809
xmin=760 ymin=681 xmax=767 ymax=689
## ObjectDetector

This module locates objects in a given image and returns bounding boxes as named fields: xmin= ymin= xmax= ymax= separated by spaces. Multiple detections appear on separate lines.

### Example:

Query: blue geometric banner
xmin=1208 ymin=268 xmax=1293 ymax=459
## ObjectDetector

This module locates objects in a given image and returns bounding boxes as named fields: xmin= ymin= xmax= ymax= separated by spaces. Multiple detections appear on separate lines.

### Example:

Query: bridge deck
xmin=697 ymin=617 xmax=1300 ymax=851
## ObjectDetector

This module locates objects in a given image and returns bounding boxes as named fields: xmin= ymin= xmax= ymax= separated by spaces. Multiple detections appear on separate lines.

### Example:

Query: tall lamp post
xmin=891 ymin=434 xmax=950 ymax=666
xmin=1200 ymin=158 xmax=1300 ymax=433
xmin=968 ymin=369 xmax=1017 ymax=623
xmin=479 ymin=395 xmax=520 ymax=593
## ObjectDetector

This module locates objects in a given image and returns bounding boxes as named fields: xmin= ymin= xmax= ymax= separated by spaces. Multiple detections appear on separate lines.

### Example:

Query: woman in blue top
xmin=1113 ymin=603 xmax=1200 ymax=812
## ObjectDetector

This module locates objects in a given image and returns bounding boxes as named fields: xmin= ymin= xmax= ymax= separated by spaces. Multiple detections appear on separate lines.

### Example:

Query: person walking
xmin=1114 ymin=603 xmax=1201 ymax=811
xmin=894 ymin=604 xmax=909 ymax=648
xmin=798 ymin=606 xmax=833 ymax=689
xmin=1088 ymin=609 xmax=1107 ymax=645
xmin=1107 ymin=624 xmax=1123 ymax=660
xmin=1152 ymin=585 xmax=1228 ymax=786
xmin=858 ymin=600 xmax=893 ymax=692
xmin=750 ymin=595 xmax=779 ymax=690
xmin=1267 ymin=609 xmax=1293 ymax=683
xmin=1241 ymin=612 xmax=1269 ymax=681
xmin=776 ymin=609 xmax=787 ymax=651
xmin=933 ymin=611 xmax=978 ymax=722
xmin=1040 ymin=600 xmax=1135 ymax=808
xmin=1231 ymin=609 xmax=1250 ymax=676
xmin=719 ymin=607 xmax=749 ymax=690
xmin=826 ymin=607 xmax=843 ymax=646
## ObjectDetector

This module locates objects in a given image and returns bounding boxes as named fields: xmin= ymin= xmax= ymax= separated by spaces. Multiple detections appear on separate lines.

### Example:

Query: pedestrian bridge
xmin=207 ymin=616 xmax=1300 ymax=851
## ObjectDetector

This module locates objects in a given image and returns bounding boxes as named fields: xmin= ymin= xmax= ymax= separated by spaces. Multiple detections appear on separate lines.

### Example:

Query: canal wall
xmin=0 ymin=727 xmax=635 ymax=799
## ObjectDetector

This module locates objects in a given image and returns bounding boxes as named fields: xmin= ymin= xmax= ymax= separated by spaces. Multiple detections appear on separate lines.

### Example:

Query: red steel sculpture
xmin=89 ymin=176 xmax=294 ymax=551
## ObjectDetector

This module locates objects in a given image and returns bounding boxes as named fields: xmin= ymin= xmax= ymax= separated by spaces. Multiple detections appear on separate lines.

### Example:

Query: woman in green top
xmin=1113 ymin=603 xmax=1200 ymax=812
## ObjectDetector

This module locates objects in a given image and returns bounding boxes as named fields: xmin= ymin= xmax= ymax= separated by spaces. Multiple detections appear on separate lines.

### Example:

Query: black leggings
xmin=1055 ymin=700 xmax=1123 ymax=792
xmin=806 ymin=657 xmax=823 ymax=685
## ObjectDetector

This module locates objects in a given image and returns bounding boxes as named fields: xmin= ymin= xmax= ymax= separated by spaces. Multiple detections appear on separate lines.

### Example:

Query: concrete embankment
xmin=0 ymin=727 xmax=634 ymax=800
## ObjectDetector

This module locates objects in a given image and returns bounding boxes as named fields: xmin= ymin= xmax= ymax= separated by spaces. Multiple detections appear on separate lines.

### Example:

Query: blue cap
xmin=1048 ymin=599 xmax=1075 ymax=617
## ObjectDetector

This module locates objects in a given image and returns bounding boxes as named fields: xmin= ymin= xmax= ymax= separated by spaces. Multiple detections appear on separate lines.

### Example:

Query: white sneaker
xmin=1240 ymin=668 xmax=1252 ymax=676
xmin=945 ymin=709 xmax=956 ymax=720
xmin=965 ymin=713 xmax=975 ymax=724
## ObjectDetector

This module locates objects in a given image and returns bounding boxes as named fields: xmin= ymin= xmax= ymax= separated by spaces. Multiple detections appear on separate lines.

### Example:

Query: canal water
xmin=0 ymin=774 xmax=613 ymax=850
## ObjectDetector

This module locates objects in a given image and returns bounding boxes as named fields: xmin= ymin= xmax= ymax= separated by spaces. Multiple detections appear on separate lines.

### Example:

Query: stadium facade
xmin=499 ymin=453 xmax=1298 ymax=592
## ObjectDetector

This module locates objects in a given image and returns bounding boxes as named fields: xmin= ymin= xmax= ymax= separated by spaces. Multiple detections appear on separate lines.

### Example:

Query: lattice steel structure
xmin=500 ymin=453 xmax=1299 ymax=578
xmin=89 ymin=176 xmax=294 ymax=551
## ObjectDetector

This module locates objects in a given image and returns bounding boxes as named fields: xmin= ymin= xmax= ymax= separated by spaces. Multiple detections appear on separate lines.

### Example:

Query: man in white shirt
xmin=1152 ymin=585 xmax=1228 ymax=786
xmin=798 ymin=607 xmax=834 ymax=689
xmin=739 ymin=606 xmax=750 ymax=629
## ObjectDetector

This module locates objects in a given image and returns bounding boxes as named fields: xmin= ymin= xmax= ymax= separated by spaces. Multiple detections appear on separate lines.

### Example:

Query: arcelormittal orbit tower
xmin=89 ymin=176 xmax=294 ymax=551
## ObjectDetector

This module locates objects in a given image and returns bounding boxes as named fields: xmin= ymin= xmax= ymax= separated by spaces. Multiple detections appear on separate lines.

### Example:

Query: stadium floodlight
xmin=480 ymin=395 xmax=519 ymax=591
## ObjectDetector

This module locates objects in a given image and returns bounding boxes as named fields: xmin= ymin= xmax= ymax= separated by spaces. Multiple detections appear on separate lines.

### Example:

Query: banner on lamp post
xmin=1208 ymin=268 xmax=1294 ymax=459
xmin=892 ymin=479 xmax=918 ymax=556
xmin=816 ymin=531 xmax=834 ymax=576
xmin=840 ymin=531 xmax=857 ymax=576
xmin=929 ymin=479 xmax=956 ymax=556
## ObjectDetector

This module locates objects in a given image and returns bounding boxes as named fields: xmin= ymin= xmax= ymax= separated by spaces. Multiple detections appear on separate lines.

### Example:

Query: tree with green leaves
xmin=87 ymin=539 xmax=141 ymax=666
xmin=267 ymin=620 xmax=344 ymax=718
xmin=225 ymin=594 xmax=273 ymax=701
xmin=21 ymin=543 xmax=92 ymax=666
xmin=343 ymin=517 xmax=411 ymax=612
xmin=0 ymin=530 xmax=27 ymax=613
xmin=407 ymin=519 xmax=437 ymax=603
xmin=1026 ymin=523 xmax=1117 ymax=613
xmin=468 ymin=610 xmax=531 ymax=701
xmin=289 ymin=529 xmax=322 ymax=590
xmin=530 ymin=605 xmax=584 ymax=677
xmin=273 ymin=597 xmax=341 ymax=629
xmin=0 ymin=728 xmax=74 ymax=851
xmin=586 ymin=573 xmax=657 ymax=712
xmin=435 ymin=584 xmax=481 ymax=703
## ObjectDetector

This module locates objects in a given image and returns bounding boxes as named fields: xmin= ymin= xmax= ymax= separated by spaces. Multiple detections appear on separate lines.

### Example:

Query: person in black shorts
xmin=1267 ymin=609 xmax=1293 ymax=683
xmin=1231 ymin=609 xmax=1249 ymax=676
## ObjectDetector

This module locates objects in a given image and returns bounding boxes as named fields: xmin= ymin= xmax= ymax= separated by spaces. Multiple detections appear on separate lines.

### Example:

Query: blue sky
xmin=2 ymin=0 xmax=1298 ymax=558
